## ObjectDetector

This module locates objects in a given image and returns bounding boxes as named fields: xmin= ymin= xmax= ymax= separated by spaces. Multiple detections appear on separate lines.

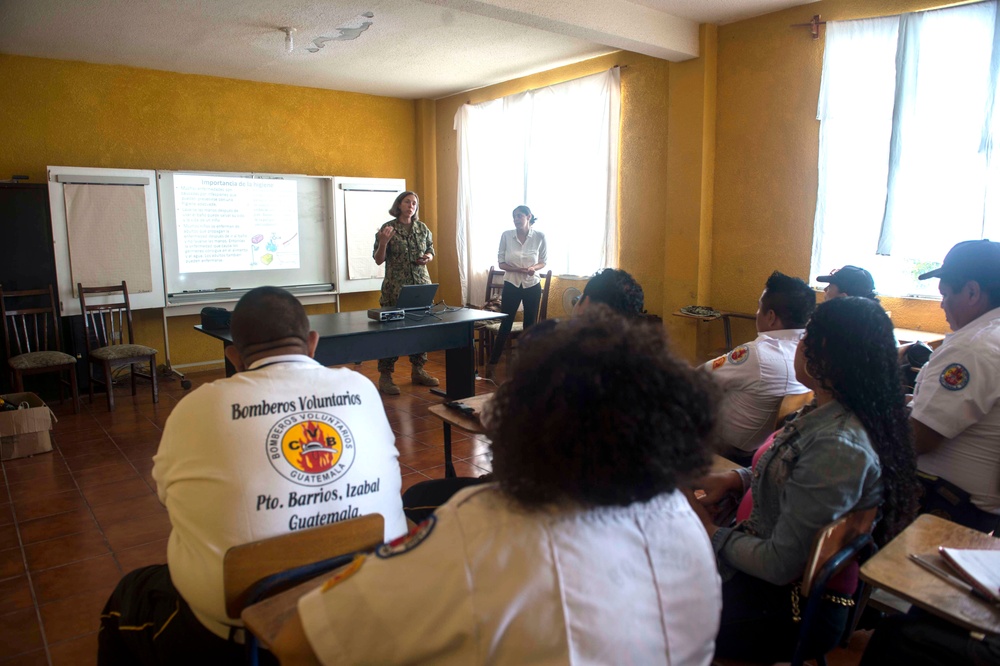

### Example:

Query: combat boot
xmin=379 ymin=371 xmax=400 ymax=395
xmin=411 ymin=367 xmax=440 ymax=387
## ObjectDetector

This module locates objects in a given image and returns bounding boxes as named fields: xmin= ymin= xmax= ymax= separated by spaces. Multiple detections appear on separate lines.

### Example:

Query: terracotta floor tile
xmin=397 ymin=447 xmax=453 ymax=472
xmin=48 ymin=630 xmax=98 ymax=666
xmin=31 ymin=555 xmax=122 ymax=604
xmin=408 ymin=426 xmax=469 ymax=448
xmin=0 ymin=607 xmax=44 ymax=658
xmin=421 ymin=461 xmax=489 ymax=480
xmin=0 ymin=648 xmax=49 ymax=665
xmin=62 ymin=450 xmax=128 ymax=473
xmin=0 ymin=546 xmax=26 ymax=579
xmin=24 ymin=529 xmax=109 ymax=572
xmin=0 ymin=523 xmax=19 ymax=551
xmin=109 ymin=429 xmax=162 ymax=449
xmin=118 ymin=442 xmax=159 ymax=462
xmin=8 ymin=474 xmax=78 ymax=504
xmin=80 ymin=477 xmax=153 ymax=508
xmin=55 ymin=438 xmax=118 ymax=460
xmin=115 ymin=538 xmax=168 ymax=573
xmin=13 ymin=491 xmax=88 ymax=523
xmin=51 ymin=428 xmax=109 ymax=447
xmin=0 ymin=576 xmax=33 ymax=615
xmin=391 ymin=415 xmax=443 ymax=437
xmin=39 ymin=587 xmax=110 ymax=644
xmin=71 ymin=462 xmax=141 ymax=489
xmin=400 ymin=472 xmax=431 ymax=493
xmin=102 ymin=512 xmax=172 ymax=552
xmin=2 ymin=452 xmax=67 ymax=475
xmin=465 ymin=453 xmax=493 ymax=473
xmin=449 ymin=438 xmax=492 ymax=459
xmin=18 ymin=509 xmax=98 ymax=546
xmin=0 ymin=503 xmax=12 ymax=527
xmin=91 ymin=493 xmax=165 ymax=530
xmin=393 ymin=435 xmax=433 ymax=456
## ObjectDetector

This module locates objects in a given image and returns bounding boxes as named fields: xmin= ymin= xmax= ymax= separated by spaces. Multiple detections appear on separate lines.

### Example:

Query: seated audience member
xmin=573 ymin=267 xmax=645 ymax=317
xmin=703 ymin=271 xmax=815 ymax=464
xmin=816 ymin=265 xmax=879 ymax=301
xmin=272 ymin=307 xmax=723 ymax=665
xmin=403 ymin=268 xmax=647 ymax=523
xmin=908 ymin=239 xmax=1000 ymax=533
xmin=98 ymin=287 xmax=407 ymax=665
xmin=691 ymin=297 xmax=918 ymax=663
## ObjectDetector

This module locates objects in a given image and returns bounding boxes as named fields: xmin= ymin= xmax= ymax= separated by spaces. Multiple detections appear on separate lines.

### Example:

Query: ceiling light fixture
xmin=280 ymin=27 xmax=296 ymax=54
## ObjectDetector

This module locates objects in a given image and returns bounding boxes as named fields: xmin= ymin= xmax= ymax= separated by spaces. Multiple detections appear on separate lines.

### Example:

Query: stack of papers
xmin=939 ymin=548 xmax=1000 ymax=604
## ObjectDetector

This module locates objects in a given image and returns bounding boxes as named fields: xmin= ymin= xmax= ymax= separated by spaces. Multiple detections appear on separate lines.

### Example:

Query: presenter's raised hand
xmin=378 ymin=226 xmax=396 ymax=247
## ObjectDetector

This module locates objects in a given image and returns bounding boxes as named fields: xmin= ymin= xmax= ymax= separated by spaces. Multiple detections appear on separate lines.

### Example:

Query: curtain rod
xmin=791 ymin=0 xmax=992 ymax=39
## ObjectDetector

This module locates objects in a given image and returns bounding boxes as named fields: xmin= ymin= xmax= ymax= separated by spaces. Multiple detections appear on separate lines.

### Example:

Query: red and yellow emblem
xmin=267 ymin=412 xmax=356 ymax=486
xmin=939 ymin=363 xmax=970 ymax=391
xmin=711 ymin=356 xmax=726 ymax=371
xmin=728 ymin=345 xmax=750 ymax=365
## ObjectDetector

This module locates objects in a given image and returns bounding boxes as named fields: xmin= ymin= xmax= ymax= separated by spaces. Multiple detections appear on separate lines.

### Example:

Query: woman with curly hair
xmin=691 ymin=296 xmax=918 ymax=662
xmin=272 ymin=307 xmax=724 ymax=665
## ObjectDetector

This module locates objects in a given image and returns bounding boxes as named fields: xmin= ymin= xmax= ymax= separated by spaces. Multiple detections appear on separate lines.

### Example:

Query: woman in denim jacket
xmin=690 ymin=297 xmax=918 ymax=662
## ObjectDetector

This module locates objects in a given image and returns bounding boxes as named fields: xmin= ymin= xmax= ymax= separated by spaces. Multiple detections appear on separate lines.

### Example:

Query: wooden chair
xmin=472 ymin=266 xmax=506 ymax=367
xmin=713 ymin=507 xmax=878 ymax=666
xmin=774 ymin=391 xmax=814 ymax=431
xmin=78 ymin=281 xmax=158 ymax=411
xmin=0 ymin=285 xmax=80 ymax=413
xmin=224 ymin=513 xmax=384 ymax=664
xmin=792 ymin=507 xmax=878 ymax=665
xmin=483 ymin=269 xmax=553 ymax=370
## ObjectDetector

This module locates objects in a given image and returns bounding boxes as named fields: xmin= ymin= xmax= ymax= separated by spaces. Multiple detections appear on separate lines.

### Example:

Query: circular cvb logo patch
xmin=728 ymin=345 xmax=750 ymax=365
xmin=939 ymin=363 xmax=970 ymax=391
xmin=266 ymin=412 xmax=356 ymax=486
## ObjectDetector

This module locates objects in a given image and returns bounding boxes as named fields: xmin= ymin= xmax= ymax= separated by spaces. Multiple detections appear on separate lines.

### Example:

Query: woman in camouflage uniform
xmin=373 ymin=191 xmax=438 ymax=395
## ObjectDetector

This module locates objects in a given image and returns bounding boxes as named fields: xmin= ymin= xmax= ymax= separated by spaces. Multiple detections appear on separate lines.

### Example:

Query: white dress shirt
xmin=497 ymin=228 xmax=548 ymax=288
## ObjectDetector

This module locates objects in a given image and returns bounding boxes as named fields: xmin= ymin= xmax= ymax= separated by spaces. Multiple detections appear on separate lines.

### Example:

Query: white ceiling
xmin=0 ymin=0 xmax=817 ymax=99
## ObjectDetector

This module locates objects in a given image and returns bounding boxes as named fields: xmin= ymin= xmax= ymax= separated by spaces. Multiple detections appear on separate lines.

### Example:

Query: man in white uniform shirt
xmin=98 ymin=287 xmax=407 ymax=664
xmin=271 ymin=307 xmax=723 ymax=665
xmin=704 ymin=271 xmax=815 ymax=464
xmin=910 ymin=240 xmax=1000 ymax=533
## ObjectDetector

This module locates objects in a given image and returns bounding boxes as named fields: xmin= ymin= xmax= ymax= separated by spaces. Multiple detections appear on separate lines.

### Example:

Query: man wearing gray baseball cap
xmin=909 ymin=239 xmax=1000 ymax=533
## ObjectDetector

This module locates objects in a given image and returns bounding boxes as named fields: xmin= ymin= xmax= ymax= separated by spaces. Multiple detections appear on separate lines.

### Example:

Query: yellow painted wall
xmin=710 ymin=0 xmax=955 ymax=354
xmin=0 ymin=54 xmax=418 ymax=370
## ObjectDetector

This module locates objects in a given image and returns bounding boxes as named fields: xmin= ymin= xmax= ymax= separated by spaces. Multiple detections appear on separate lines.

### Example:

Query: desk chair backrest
xmin=78 ymin=281 xmax=137 ymax=352
xmin=223 ymin=512 xmax=384 ymax=619
xmin=537 ymin=270 xmax=553 ymax=321
xmin=0 ymin=285 xmax=64 ymax=357
xmin=484 ymin=266 xmax=505 ymax=307
xmin=791 ymin=506 xmax=878 ymax=666
xmin=774 ymin=391 xmax=814 ymax=431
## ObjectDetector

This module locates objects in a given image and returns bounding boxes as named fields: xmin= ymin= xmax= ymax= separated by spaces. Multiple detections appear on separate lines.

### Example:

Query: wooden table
xmin=426 ymin=392 xmax=740 ymax=479
xmin=894 ymin=327 xmax=946 ymax=346
xmin=242 ymin=567 xmax=338 ymax=652
xmin=672 ymin=309 xmax=755 ymax=350
xmin=860 ymin=514 xmax=1000 ymax=635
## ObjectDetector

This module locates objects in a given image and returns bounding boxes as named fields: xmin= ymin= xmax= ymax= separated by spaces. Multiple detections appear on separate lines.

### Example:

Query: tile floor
xmin=0 ymin=352 xmax=869 ymax=665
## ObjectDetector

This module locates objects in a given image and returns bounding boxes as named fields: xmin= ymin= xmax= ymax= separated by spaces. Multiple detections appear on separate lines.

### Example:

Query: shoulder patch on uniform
xmin=375 ymin=514 xmax=436 ymax=559
xmin=939 ymin=363 xmax=970 ymax=391
xmin=711 ymin=356 xmax=726 ymax=371
xmin=320 ymin=554 xmax=367 ymax=593
xmin=728 ymin=345 xmax=751 ymax=365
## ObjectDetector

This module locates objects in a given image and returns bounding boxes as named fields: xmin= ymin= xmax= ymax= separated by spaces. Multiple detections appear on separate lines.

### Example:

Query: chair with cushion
xmin=0 ymin=285 xmax=80 ymax=413
xmin=225 ymin=513 xmax=385 ymax=665
xmin=78 ymin=281 xmax=158 ymax=411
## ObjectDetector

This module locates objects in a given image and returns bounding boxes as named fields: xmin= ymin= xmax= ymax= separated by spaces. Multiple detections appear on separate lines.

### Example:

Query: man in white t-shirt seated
xmin=270 ymin=306 xmax=722 ymax=665
xmin=909 ymin=240 xmax=1000 ymax=533
xmin=703 ymin=271 xmax=815 ymax=464
xmin=98 ymin=286 xmax=407 ymax=665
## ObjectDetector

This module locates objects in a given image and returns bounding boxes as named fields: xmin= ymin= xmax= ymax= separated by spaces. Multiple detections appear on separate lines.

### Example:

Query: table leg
xmin=722 ymin=316 xmax=733 ymax=351
xmin=443 ymin=423 xmax=456 ymax=478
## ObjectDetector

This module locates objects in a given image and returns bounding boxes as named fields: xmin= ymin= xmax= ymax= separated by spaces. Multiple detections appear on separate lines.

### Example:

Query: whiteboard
xmin=158 ymin=171 xmax=335 ymax=302
xmin=334 ymin=177 xmax=405 ymax=294
xmin=48 ymin=166 xmax=166 ymax=316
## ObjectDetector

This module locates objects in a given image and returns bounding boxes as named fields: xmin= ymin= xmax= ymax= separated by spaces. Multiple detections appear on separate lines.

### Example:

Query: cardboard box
xmin=0 ymin=392 xmax=54 ymax=461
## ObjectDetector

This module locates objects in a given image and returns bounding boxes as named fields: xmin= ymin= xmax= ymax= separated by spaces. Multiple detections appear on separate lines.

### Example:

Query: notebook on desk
xmin=939 ymin=547 xmax=1000 ymax=603
xmin=396 ymin=283 xmax=438 ymax=311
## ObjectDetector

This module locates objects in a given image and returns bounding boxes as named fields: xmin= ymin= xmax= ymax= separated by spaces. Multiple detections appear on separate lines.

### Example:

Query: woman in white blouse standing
xmin=485 ymin=205 xmax=547 ymax=381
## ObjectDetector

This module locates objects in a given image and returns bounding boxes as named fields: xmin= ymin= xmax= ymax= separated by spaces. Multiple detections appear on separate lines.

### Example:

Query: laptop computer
xmin=395 ymin=283 xmax=439 ymax=311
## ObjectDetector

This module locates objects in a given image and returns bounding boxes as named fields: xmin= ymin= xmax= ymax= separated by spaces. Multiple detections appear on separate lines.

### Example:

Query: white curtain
xmin=813 ymin=1 xmax=1000 ymax=298
xmin=455 ymin=69 xmax=621 ymax=305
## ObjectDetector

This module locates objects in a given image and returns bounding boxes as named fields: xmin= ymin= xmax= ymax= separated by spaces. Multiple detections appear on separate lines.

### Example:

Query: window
xmin=812 ymin=1 xmax=1000 ymax=298
xmin=455 ymin=69 xmax=621 ymax=305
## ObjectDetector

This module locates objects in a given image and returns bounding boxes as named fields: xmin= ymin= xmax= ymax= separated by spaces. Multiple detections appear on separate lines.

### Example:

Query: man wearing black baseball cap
xmin=909 ymin=239 xmax=1000 ymax=533
xmin=816 ymin=265 xmax=878 ymax=301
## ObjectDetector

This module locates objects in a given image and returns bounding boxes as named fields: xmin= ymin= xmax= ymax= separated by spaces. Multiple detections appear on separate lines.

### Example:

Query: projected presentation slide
xmin=174 ymin=174 xmax=300 ymax=273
